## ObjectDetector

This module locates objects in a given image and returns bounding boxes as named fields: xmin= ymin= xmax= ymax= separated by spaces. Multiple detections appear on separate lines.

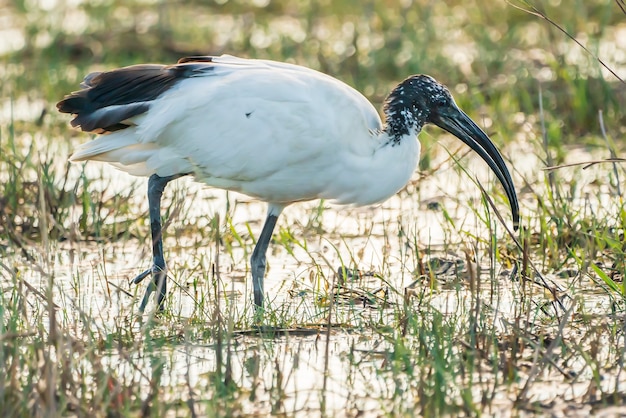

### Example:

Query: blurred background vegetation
xmin=1 ymin=0 xmax=625 ymax=244
xmin=2 ymin=0 xmax=625 ymax=136
xmin=2 ymin=0 xmax=625 ymax=245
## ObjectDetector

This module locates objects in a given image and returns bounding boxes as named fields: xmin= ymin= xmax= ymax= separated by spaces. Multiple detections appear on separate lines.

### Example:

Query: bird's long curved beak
xmin=432 ymin=106 xmax=520 ymax=230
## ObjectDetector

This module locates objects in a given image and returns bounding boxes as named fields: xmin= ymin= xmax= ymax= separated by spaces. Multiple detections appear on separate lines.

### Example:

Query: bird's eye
xmin=435 ymin=96 xmax=448 ymax=107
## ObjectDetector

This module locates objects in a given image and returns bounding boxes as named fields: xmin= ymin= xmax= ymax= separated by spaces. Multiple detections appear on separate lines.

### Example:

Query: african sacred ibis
xmin=57 ymin=54 xmax=519 ymax=311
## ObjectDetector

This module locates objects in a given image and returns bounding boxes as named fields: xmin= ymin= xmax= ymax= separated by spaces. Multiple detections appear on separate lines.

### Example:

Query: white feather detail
xmin=69 ymin=55 xmax=420 ymax=206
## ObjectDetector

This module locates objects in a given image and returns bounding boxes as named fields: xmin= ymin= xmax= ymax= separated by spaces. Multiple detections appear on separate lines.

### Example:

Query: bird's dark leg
xmin=133 ymin=173 xmax=189 ymax=312
xmin=250 ymin=205 xmax=283 ymax=308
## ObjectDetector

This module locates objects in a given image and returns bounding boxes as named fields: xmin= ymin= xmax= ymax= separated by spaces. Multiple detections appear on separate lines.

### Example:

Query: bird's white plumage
xmin=61 ymin=54 xmax=519 ymax=311
xmin=70 ymin=55 xmax=421 ymax=206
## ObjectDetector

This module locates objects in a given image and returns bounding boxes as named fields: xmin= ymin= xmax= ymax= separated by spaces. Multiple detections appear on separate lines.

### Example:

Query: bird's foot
xmin=132 ymin=266 xmax=167 ymax=313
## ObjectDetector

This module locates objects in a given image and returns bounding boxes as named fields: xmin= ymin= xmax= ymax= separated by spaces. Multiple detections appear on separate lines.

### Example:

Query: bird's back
xmin=59 ymin=55 xmax=381 ymax=136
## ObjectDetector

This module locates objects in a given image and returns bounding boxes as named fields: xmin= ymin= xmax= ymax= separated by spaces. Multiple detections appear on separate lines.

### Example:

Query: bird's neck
xmin=383 ymin=109 xmax=421 ymax=145
xmin=382 ymin=92 xmax=426 ymax=145
xmin=349 ymin=125 xmax=421 ymax=205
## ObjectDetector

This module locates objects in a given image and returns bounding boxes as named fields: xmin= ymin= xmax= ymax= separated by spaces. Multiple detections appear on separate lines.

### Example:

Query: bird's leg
xmin=133 ymin=173 xmax=189 ymax=312
xmin=250 ymin=205 xmax=283 ymax=308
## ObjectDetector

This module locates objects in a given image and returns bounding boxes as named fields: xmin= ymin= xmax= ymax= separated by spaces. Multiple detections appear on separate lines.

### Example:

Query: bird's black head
xmin=383 ymin=75 xmax=453 ymax=139
xmin=384 ymin=74 xmax=520 ymax=229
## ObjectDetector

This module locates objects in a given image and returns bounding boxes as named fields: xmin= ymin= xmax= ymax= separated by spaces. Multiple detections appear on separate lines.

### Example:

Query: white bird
xmin=57 ymin=54 xmax=519 ymax=311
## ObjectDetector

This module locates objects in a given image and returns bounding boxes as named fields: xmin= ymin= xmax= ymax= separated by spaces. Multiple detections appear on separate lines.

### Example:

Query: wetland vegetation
xmin=1 ymin=0 xmax=626 ymax=416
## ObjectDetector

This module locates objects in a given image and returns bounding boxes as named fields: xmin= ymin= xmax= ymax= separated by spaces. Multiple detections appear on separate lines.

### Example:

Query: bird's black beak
xmin=431 ymin=104 xmax=519 ymax=230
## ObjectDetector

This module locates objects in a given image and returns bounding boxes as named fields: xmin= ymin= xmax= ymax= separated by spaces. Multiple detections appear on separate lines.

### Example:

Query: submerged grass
xmin=2 ymin=0 xmax=626 ymax=416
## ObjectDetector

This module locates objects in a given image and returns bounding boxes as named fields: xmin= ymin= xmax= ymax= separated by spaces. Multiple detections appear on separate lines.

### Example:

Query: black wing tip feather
xmin=57 ymin=96 xmax=83 ymax=114
xmin=56 ymin=64 xmax=172 ymax=132
xmin=57 ymin=56 xmax=219 ymax=133
xmin=177 ymin=55 xmax=216 ymax=64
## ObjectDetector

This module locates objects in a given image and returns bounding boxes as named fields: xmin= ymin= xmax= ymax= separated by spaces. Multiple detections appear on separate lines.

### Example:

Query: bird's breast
xmin=319 ymin=133 xmax=421 ymax=206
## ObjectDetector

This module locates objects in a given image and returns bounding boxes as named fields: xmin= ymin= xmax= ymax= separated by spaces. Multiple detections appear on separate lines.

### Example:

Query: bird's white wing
xmin=65 ymin=56 xmax=382 ymax=201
